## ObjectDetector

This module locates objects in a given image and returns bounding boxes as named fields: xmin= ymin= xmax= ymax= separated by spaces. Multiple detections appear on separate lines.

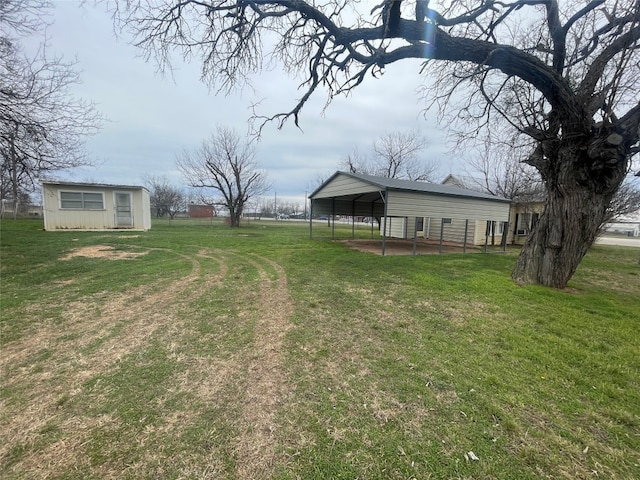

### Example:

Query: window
xmin=60 ymin=191 xmax=104 ymax=210
xmin=486 ymin=221 xmax=505 ymax=236
xmin=442 ymin=218 xmax=452 ymax=224
xmin=516 ymin=213 xmax=531 ymax=235
xmin=415 ymin=217 xmax=424 ymax=231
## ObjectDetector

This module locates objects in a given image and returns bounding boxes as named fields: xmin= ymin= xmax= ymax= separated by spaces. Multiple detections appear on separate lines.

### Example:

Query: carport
xmin=309 ymin=171 xmax=511 ymax=255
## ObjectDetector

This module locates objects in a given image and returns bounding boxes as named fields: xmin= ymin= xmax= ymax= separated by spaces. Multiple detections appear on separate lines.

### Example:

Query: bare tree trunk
xmin=10 ymin=131 xmax=19 ymax=220
xmin=229 ymin=207 xmax=241 ymax=227
xmin=512 ymin=146 xmax=626 ymax=288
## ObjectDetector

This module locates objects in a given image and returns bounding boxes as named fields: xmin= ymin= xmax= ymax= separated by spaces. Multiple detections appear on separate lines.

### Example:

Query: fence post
xmin=463 ymin=219 xmax=469 ymax=254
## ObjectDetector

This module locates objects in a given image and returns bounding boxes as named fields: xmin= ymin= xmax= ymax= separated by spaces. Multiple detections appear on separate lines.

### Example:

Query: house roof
xmin=311 ymin=171 xmax=511 ymax=203
xmin=41 ymin=180 xmax=149 ymax=192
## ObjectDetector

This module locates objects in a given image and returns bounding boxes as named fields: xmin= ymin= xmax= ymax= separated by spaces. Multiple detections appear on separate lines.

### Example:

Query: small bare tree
xmin=466 ymin=143 xmax=544 ymax=201
xmin=603 ymin=177 xmax=640 ymax=226
xmin=374 ymin=130 xmax=435 ymax=181
xmin=176 ymin=126 xmax=270 ymax=227
xmin=144 ymin=175 xmax=185 ymax=219
xmin=340 ymin=130 xmax=436 ymax=181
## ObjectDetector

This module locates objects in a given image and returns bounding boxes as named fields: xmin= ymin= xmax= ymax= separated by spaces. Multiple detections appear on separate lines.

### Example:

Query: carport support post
xmin=381 ymin=188 xmax=388 ymax=256
xmin=439 ymin=218 xmax=445 ymax=255
xmin=370 ymin=202 xmax=375 ymax=239
xmin=413 ymin=217 xmax=419 ymax=256
xmin=501 ymin=221 xmax=509 ymax=252
xmin=331 ymin=198 xmax=336 ymax=240
xmin=463 ymin=219 xmax=469 ymax=254
xmin=351 ymin=201 xmax=356 ymax=239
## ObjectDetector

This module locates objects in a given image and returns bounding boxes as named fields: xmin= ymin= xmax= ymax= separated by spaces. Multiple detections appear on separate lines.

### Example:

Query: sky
xmin=37 ymin=1 xmax=464 ymax=206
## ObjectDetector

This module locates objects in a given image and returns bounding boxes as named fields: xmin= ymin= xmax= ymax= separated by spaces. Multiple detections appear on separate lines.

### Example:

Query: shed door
xmin=115 ymin=192 xmax=133 ymax=227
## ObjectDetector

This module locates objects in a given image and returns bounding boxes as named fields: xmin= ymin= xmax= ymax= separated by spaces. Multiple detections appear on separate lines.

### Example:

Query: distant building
xmin=602 ymin=220 xmax=640 ymax=237
xmin=189 ymin=204 xmax=215 ymax=218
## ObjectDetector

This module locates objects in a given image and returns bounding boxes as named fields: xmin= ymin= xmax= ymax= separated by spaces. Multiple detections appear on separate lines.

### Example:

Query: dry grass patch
xmin=60 ymin=244 xmax=149 ymax=260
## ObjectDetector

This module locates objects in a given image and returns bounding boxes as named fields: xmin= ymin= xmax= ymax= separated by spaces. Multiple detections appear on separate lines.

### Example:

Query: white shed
xmin=41 ymin=181 xmax=151 ymax=231
xmin=309 ymin=172 xmax=511 ymax=253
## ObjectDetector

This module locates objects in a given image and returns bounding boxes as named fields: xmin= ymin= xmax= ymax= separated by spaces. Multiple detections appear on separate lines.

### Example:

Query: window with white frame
xmin=486 ymin=221 xmax=506 ymax=236
xmin=60 ymin=191 xmax=104 ymax=210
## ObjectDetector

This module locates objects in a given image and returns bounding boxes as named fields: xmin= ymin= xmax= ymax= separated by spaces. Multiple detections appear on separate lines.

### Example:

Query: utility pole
xmin=304 ymin=191 xmax=307 ymax=221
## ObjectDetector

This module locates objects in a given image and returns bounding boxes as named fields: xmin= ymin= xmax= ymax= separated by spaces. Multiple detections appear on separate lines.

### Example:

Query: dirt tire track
xmin=0 ymin=246 xmax=227 ymax=477
xmin=233 ymin=254 xmax=293 ymax=479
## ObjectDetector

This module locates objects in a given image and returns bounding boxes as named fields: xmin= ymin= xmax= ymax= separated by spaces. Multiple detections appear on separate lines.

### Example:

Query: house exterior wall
xmin=602 ymin=221 xmax=640 ymax=237
xmin=42 ymin=183 xmax=151 ymax=231
xmin=507 ymin=201 xmax=545 ymax=244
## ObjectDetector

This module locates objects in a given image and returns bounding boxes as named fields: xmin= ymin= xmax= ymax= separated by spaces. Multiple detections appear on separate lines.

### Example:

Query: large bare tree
xmin=115 ymin=0 xmax=640 ymax=287
xmin=176 ymin=126 xmax=270 ymax=227
xmin=1 ymin=0 xmax=102 ymax=212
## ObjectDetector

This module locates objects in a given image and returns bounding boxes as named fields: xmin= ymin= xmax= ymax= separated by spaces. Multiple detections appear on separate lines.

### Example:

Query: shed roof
xmin=311 ymin=171 xmax=511 ymax=203
xmin=41 ymin=180 xmax=148 ymax=192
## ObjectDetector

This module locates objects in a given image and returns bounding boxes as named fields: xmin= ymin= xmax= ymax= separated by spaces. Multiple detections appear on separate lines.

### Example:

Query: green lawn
xmin=1 ymin=218 xmax=639 ymax=479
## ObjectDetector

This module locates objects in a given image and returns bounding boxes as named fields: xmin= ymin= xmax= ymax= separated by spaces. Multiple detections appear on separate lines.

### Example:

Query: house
xmin=441 ymin=174 xmax=546 ymax=245
xmin=309 ymin=172 xmax=511 ymax=253
xmin=507 ymin=197 xmax=546 ymax=244
xmin=41 ymin=181 xmax=151 ymax=231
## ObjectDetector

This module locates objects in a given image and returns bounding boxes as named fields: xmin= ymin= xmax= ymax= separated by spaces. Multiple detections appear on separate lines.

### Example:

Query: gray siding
xmin=312 ymin=174 xmax=379 ymax=198
xmin=386 ymin=190 xmax=509 ymax=221
xmin=381 ymin=217 xmax=407 ymax=238
xmin=312 ymin=198 xmax=384 ymax=217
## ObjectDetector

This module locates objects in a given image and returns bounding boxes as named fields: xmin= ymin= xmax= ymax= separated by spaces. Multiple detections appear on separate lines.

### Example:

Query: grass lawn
xmin=1 ymin=218 xmax=639 ymax=479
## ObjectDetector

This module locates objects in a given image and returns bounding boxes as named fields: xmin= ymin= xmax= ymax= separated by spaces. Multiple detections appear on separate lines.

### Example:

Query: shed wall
xmin=43 ymin=184 xmax=151 ymax=231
